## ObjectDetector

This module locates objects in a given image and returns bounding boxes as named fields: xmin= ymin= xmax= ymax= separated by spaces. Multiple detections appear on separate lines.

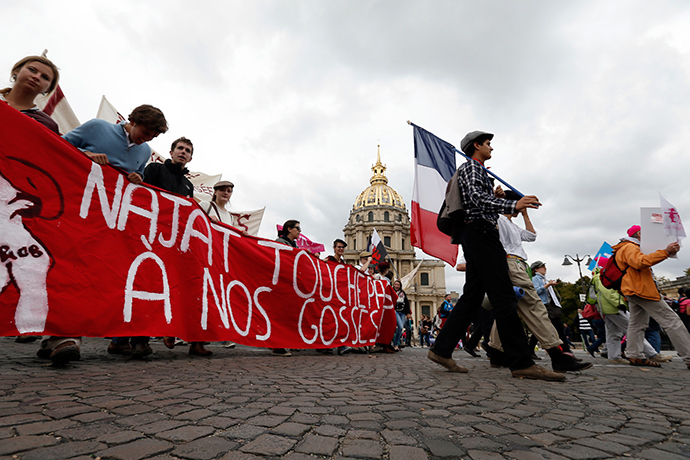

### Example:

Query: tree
xmin=684 ymin=267 xmax=690 ymax=277
xmin=553 ymin=276 xmax=591 ymax=328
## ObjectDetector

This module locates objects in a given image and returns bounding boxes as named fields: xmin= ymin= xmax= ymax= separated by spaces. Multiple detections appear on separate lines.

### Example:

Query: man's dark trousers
xmin=432 ymin=220 xmax=534 ymax=371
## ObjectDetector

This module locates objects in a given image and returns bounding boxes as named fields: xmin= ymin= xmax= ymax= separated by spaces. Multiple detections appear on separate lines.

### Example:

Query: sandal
xmin=628 ymin=358 xmax=661 ymax=367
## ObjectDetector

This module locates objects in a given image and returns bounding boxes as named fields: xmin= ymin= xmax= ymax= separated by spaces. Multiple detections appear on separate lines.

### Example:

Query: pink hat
xmin=627 ymin=225 xmax=641 ymax=237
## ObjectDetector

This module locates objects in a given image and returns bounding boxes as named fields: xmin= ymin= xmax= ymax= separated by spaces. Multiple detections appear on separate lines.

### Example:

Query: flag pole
xmin=407 ymin=120 xmax=528 ymax=199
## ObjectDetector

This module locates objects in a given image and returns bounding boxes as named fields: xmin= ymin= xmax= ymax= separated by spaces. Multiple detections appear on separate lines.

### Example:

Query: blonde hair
xmin=3 ymin=55 xmax=60 ymax=96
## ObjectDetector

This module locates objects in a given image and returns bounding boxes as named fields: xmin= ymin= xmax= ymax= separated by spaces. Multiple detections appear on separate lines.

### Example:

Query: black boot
xmin=547 ymin=347 xmax=593 ymax=372
xmin=486 ymin=345 xmax=509 ymax=368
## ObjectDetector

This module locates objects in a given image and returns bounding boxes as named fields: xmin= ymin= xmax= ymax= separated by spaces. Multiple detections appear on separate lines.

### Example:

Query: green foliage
xmin=685 ymin=267 xmax=690 ymax=277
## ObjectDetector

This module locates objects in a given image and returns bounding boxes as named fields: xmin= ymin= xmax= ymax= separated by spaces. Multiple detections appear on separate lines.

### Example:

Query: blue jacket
xmin=63 ymin=119 xmax=151 ymax=177
xmin=532 ymin=272 xmax=549 ymax=304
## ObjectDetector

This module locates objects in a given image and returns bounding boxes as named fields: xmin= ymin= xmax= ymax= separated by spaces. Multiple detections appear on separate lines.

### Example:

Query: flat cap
xmin=460 ymin=131 xmax=494 ymax=154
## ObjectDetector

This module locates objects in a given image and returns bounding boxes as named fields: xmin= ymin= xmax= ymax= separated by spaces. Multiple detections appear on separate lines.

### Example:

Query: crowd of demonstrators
xmin=426 ymin=130 xmax=565 ymax=381
xmin=9 ymin=55 xmax=690 ymax=376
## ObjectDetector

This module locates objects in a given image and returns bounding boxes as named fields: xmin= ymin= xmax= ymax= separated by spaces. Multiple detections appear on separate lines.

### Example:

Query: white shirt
xmin=200 ymin=200 xmax=234 ymax=225
xmin=497 ymin=215 xmax=536 ymax=260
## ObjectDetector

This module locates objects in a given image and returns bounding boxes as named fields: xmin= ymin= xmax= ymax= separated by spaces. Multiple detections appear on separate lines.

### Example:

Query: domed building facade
xmin=342 ymin=147 xmax=449 ymax=327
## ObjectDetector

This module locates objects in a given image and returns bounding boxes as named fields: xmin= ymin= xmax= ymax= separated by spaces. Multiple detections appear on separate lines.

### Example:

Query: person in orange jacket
xmin=612 ymin=224 xmax=690 ymax=368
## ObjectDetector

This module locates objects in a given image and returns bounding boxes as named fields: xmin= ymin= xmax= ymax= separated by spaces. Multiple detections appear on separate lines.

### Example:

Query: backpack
xmin=600 ymin=252 xmax=627 ymax=293
xmin=437 ymin=168 xmax=465 ymax=242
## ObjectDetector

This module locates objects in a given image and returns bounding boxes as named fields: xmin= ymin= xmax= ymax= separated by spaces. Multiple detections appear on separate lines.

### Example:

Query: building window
xmin=355 ymin=215 xmax=360 ymax=222
xmin=353 ymin=238 xmax=356 ymax=249
xmin=422 ymin=305 xmax=430 ymax=317
xmin=368 ymin=211 xmax=373 ymax=222
xmin=401 ymin=239 xmax=405 ymax=250
xmin=384 ymin=236 xmax=391 ymax=247
xmin=420 ymin=273 xmax=429 ymax=286
xmin=398 ymin=213 xmax=402 ymax=221
xmin=384 ymin=211 xmax=390 ymax=222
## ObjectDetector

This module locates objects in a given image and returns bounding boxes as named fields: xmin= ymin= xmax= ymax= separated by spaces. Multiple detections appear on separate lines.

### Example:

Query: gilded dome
xmin=353 ymin=147 xmax=407 ymax=211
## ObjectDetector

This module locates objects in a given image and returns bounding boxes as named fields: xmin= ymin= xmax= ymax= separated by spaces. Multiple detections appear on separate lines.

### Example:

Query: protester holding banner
xmin=271 ymin=220 xmax=302 ymax=357
xmin=143 ymin=137 xmax=195 ymax=197
xmin=62 ymin=104 xmax=168 ymax=359
xmin=200 ymin=181 xmax=235 ymax=225
xmin=63 ymin=104 xmax=168 ymax=185
xmin=2 ymin=55 xmax=80 ymax=365
xmin=427 ymin=130 xmax=564 ymax=381
xmin=1 ymin=55 xmax=59 ymax=134
xmin=355 ymin=251 xmax=373 ymax=273
xmin=326 ymin=239 xmax=347 ymax=264
xmin=325 ymin=239 xmax=352 ymax=355
xmin=612 ymin=225 xmax=690 ymax=368
xmin=144 ymin=137 xmax=214 ymax=357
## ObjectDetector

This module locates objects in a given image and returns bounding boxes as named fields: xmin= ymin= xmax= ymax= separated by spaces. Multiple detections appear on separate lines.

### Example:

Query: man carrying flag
xmin=427 ymin=130 xmax=565 ymax=381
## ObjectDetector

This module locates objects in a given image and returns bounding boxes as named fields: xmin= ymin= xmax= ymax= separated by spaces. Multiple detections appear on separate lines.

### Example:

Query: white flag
xmin=35 ymin=86 xmax=80 ymax=134
xmin=230 ymin=207 xmax=265 ymax=236
xmin=660 ymin=193 xmax=686 ymax=242
xmin=400 ymin=260 xmax=423 ymax=291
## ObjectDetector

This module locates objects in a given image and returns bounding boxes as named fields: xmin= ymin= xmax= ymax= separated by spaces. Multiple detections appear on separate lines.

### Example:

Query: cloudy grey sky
xmin=4 ymin=0 xmax=690 ymax=289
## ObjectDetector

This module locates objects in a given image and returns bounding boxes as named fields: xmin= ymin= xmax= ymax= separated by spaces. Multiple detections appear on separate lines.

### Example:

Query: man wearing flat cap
xmin=428 ymin=130 xmax=565 ymax=381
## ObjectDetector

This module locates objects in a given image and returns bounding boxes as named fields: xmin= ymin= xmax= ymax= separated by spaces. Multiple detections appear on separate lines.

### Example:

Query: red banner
xmin=0 ymin=104 xmax=395 ymax=347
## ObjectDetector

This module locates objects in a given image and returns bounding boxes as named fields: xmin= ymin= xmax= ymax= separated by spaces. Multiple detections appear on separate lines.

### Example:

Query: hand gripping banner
xmin=0 ymin=104 xmax=396 ymax=347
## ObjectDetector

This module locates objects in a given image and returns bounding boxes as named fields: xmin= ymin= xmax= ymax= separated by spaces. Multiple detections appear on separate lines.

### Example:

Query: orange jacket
xmin=611 ymin=239 xmax=668 ymax=301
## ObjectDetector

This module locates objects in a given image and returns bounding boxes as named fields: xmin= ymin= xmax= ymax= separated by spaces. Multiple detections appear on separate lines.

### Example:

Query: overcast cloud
xmin=3 ymin=0 xmax=690 ymax=289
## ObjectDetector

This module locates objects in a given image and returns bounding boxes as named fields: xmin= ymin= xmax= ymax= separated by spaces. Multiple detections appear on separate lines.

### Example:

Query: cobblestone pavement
xmin=1 ymin=337 xmax=690 ymax=460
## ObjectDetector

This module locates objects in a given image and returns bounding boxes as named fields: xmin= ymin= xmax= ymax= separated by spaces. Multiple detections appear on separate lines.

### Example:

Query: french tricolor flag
xmin=410 ymin=124 xmax=458 ymax=266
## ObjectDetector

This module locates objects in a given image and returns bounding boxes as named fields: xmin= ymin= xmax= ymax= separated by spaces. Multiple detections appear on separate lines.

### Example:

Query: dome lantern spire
xmin=370 ymin=144 xmax=388 ymax=185
xmin=352 ymin=145 xmax=406 ymax=211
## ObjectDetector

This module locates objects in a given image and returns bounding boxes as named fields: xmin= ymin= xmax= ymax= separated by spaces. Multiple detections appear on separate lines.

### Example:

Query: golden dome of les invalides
xmin=352 ymin=147 xmax=407 ymax=212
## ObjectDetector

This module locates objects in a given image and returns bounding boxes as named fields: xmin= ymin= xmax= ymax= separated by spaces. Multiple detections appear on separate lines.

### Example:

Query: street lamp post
xmin=562 ymin=254 xmax=592 ymax=302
